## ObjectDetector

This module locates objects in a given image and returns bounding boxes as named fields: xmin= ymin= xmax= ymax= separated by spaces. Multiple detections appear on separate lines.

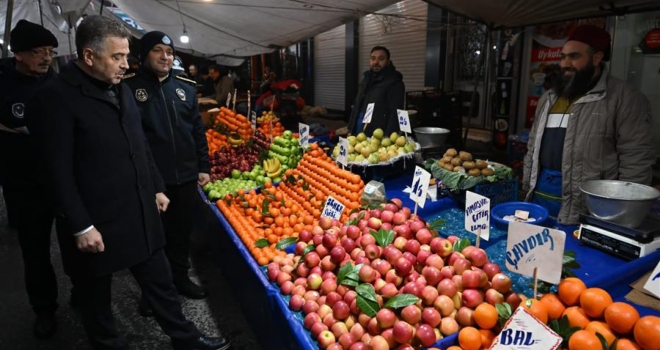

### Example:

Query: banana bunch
xmin=228 ymin=134 xmax=244 ymax=146
xmin=263 ymin=158 xmax=282 ymax=178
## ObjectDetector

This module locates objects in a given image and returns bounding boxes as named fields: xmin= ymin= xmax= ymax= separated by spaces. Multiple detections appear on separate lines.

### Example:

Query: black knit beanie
xmin=10 ymin=20 xmax=58 ymax=53
xmin=139 ymin=31 xmax=175 ymax=63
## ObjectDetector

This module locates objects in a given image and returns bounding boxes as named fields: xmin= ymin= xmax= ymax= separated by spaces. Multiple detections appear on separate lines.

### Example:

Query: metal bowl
xmin=579 ymin=180 xmax=660 ymax=228
xmin=413 ymin=127 xmax=450 ymax=149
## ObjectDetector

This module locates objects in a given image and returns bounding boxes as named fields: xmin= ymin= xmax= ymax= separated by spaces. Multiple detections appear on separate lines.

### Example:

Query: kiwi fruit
xmin=459 ymin=151 xmax=473 ymax=161
xmin=443 ymin=163 xmax=454 ymax=171
xmin=450 ymin=157 xmax=462 ymax=166
xmin=453 ymin=166 xmax=465 ymax=173
xmin=481 ymin=168 xmax=494 ymax=176
xmin=462 ymin=161 xmax=475 ymax=170
xmin=445 ymin=148 xmax=458 ymax=157
xmin=475 ymin=159 xmax=488 ymax=169
xmin=468 ymin=168 xmax=481 ymax=176
xmin=442 ymin=155 xmax=453 ymax=163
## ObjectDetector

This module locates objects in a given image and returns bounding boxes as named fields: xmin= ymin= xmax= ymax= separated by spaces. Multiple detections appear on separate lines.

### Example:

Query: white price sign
xmin=226 ymin=92 xmax=231 ymax=107
xmin=321 ymin=196 xmax=345 ymax=220
xmin=505 ymin=222 xmax=566 ymax=285
xmin=299 ymin=123 xmax=310 ymax=148
xmin=465 ymin=191 xmax=490 ymax=241
xmin=250 ymin=111 xmax=257 ymax=130
xmin=410 ymin=166 xmax=431 ymax=208
xmin=490 ymin=306 xmax=563 ymax=350
xmin=362 ymin=103 xmax=375 ymax=125
xmin=397 ymin=109 xmax=411 ymax=133
xmin=337 ymin=137 xmax=349 ymax=167
xmin=643 ymin=260 xmax=660 ymax=299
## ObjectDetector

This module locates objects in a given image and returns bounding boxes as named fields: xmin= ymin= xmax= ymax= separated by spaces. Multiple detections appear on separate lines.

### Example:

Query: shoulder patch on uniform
xmin=123 ymin=73 xmax=136 ymax=79
xmin=175 ymin=75 xmax=196 ymax=85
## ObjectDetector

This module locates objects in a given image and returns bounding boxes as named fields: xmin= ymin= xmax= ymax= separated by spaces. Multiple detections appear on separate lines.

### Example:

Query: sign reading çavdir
xmin=505 ymin=221 xmax=565 ymax=285
xmin=321 ymin=196 xmax=345 ymax=220
xmin=465 ymin=191 xmax=490 ymax=241
xmin=643 ymin=260 xmax=660 ymax=299
xmin=490 ymin=306 xmax=562 ymax=350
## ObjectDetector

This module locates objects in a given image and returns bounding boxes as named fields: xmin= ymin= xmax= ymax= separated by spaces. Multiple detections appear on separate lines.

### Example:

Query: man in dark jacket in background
xmin=0 ymin=19 xmax=59 ymax=339
xmin=348 ymin=46 xmax=405 ymax=135
xmin=125 ymin=31 xmax=211 ymax=314
xmin=25 ymin=16 xmax=229 ymax=350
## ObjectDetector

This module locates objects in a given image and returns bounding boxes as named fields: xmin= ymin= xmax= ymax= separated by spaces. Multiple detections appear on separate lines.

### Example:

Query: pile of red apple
xmin=266 ymin=199 xmax=521 ymax=350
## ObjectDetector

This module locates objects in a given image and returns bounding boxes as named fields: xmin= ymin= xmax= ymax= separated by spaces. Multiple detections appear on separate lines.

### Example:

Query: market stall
xmin=197 ymin=109 xmax=660 ymax=350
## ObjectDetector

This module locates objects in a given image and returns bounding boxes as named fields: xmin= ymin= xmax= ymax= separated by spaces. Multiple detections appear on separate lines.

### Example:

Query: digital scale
xmin=578 ymin=213 xmax=660 ymax=261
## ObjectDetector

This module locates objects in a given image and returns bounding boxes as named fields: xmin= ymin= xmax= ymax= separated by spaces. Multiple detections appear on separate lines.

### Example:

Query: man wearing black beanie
xmin=0 ymin=19 xmax=60 ymax=339
xmin=124 ymin=31 xmax=211 ymax=315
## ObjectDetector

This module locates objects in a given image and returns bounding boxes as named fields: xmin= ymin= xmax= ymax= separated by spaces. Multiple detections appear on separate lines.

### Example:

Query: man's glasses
xmin=30 ymin=49 xmax=58 ymax=58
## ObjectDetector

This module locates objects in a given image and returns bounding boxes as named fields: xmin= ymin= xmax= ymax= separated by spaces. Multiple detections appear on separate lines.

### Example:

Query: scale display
xmin=578 ymin=214 xmax=660 ymax=261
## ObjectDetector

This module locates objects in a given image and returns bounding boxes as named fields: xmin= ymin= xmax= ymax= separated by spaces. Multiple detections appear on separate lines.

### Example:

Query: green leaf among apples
xmin=383 ymin=294 xmax=419 ymax=309
xmin=275 ymin=237 xmax=297 ymax=250
xmin=371 ymin=228 xmax=395 ymax=248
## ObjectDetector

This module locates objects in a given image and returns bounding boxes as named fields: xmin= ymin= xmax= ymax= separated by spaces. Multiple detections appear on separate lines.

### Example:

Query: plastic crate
xmin=451 ymin=179 xmax=519 ymax=210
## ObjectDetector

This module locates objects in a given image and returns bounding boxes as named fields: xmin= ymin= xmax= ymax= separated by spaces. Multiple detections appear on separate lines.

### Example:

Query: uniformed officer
xmin=0 ymin=19 xmax=59 ymax=339
xmin=124 ymin=31 xmax=211 ymax=316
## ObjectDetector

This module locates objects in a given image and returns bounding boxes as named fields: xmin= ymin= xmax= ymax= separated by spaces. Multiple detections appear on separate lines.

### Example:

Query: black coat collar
xmin=60 ymin=62 xmax=124 ymax=110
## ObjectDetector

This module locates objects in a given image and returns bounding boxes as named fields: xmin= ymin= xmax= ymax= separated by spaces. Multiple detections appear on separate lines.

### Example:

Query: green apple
xmin=387 ymin=149 xmax=398 ymax=158
xmin=348 ymin=145 xmax=354 ymax=154
xmin=370 ymin=138 xmax=381 ymax=147
xmin=379 ymin=153 xmax=388 ymax=162
xmin=348 ymin=154 xmax=357 ymax=162
xmin=389 ymin=132 xmax=399 ymax=143
xmin=355 ymin=154 xmax=365 ymax=162
xmin=396 ymin=136 xmax=407 ymax=147
xmin=381 ymin=138 xmax=392 ymax=147
xmin=332 ymin=147 xmax=340 ymax=158
xmin=256 ymin=175 xmax=265 ymax=183
xmin=361 ymin=148 xmax=371 ymax=157
xmin=372 ymin=128 xmax=384 ymax=140
xmin=348 ymin=136 xmax=357 ymax=146
xmin=231 ymin=169 xmax=241 ymax=179
xmin=356 ymin=132 xmax=367 ymax=142
xmin=368 ymin=153 xmax=380 ymax=164
xmin=354 ymin=144 xmax=364 ymax=154
xmin=404 ymin=143 xmax=415 ymax=153
xmin=397 ymin=148 xmax=406 ymax=155
xmin=369 ymin=144 xmax=379 ymax=153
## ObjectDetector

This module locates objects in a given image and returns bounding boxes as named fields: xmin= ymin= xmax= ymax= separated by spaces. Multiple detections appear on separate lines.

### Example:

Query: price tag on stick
xmin=362 ymin=103 xmax=375 ymax=129
xmin=410 ymin=166 xmax=431 ymax=215
xmin=505 ymin=221 xmax=566 ymax=285
xmin=397 ymin=109 xmax=411 ymax=133
xmin=299 ymin=123 xmax=309 ymax=149
xmin=250 ymin=111 xmax=257 ymax=131
xmin=232 ymin=88 xmax=238 ymax=112
xmin=247 ymin=90 xmax=251 ymax=126
xmin=465 ymin=191 xmax=490 ymax=247
xmin=337 ymin=137 xmax=349 ymax=168
xmin=321 ymin=196 xmax=345 ymax=220
xmin=226 ymin=92 xmax=231 ymax=108
xmin=490 ymin=306 xmax=563 ymax=350
xmin=643 ymin=260 xmax=660 ymax=299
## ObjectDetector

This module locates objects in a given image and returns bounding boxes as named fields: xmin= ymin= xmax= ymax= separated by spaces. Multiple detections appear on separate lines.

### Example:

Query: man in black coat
xmin=0 ymin=19 xmax=59 ymax=339
xmin=25 ymin=15 xmax=230 ymax=350
xmin=124 ymin=31 xmax=210 ymax=309
xmin=347 ymin=46 xmax=405 ymax=135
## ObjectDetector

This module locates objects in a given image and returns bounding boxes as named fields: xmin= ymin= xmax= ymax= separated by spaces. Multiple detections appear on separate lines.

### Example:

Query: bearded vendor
xmin=522 ymin=24 xmax=656 ymax=231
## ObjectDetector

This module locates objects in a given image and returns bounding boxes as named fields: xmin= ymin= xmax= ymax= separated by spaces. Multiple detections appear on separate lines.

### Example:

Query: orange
xmin=540 ymin=293 xmax=567 ymax=321
xmin=563 ymin=306 xmax=590 ymax=329
xmin=633 ymin=316 xmax=660 ymax=350
xmin=558 ymin=277 xmax=587 ymax=306
xmin=523 ymin=298 xmax=549 ymax=324
xmin=580 ymin=288 xmax=613 ymax=319
xmin=458 ymin=326 xmax=482 ymax=350
xmin=445 ymin=347 xmax=462 ymax=350
xmin=568 ymin=329 xmax=604 ymax=350
xmin=474 ymin=303 xmax=498 ymax=330
xmin=585 ymin=321 xmax=616 ymax=346
xmin=479 ymin=329 xmax=496 ymax=348
xmin=612 ymin=338 xmax=642 ymax=350
xmin=604 ymin=302 xmax=640 ymax=335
